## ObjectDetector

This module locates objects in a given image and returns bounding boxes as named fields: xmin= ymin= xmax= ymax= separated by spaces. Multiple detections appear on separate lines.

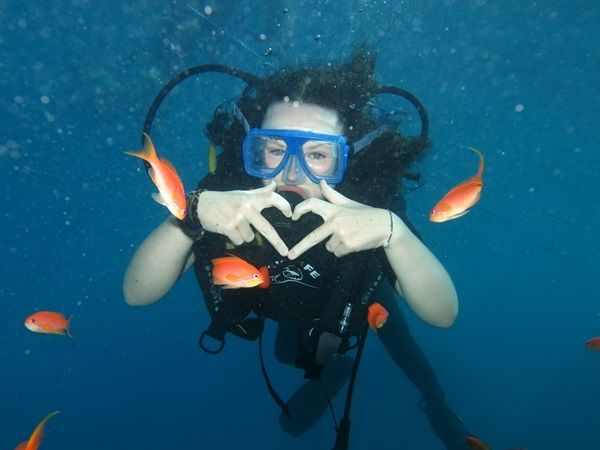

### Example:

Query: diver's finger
xmin=333 ymin=244 xmax=351 ymax=258
xmin=251 ymin=180 xmax=277 ymax=194
xmin=292 ymin=198 xmax=333 ymax=221
xmin=248 ymin=211 xmax=289 ymax=256
xmin=237 ymin=222 xmax=256 ymax=243
xmin=287 ymin=223 xmax=333 ymax=260
xmin=326 ymin=234 xmax=352 ymax=257
xmin=260 ymin=192 xmax=293 ymax=218
xmin=319 ymin=180 xmax=357 ymax=206
xmin=325 ymin=234 xmax=342 ymax=253
xmin=226 ymin=229 xmax=245 ymax=246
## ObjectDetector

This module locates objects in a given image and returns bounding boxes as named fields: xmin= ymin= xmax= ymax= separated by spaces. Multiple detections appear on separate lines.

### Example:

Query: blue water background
xmin=1 ymin=1 xmax=599 ymax=449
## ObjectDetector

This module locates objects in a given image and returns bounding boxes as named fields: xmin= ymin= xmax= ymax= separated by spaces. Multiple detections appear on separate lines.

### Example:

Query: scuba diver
xmin=123 ymin=48 xmax=471 ymax=450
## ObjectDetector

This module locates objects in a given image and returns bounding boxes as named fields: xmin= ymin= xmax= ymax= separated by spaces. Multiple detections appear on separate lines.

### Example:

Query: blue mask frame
xmin=243 ymin=128 xmax=350 ymax=184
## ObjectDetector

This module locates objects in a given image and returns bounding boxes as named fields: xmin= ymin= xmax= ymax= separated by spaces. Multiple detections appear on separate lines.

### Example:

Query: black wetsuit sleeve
xmin=376 ymin=283 xmax=470 ymax=449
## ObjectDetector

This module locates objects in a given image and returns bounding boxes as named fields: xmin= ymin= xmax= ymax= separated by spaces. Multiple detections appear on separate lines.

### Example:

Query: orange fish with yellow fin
xmin=585 ymin=336 xmax=600 ymax=351
xmin=467 ymin=435 xmax=526 ymax=450
xmin=212 ymin=255 xmax=269 ymax=289
xmin=430 ymin=147 xmax=484 ymax=223
xmin=14 ymin=411 xmax=60 ymax=450
xmin=24 ymin=311 xmax=72 ymax=337
xmin=367 ymin=302 xmax=389 ymax=332
xmin=125 ymin=133 xmax=187 ymax=220
xmin=467 ymin=436 xmax=492 ymax=450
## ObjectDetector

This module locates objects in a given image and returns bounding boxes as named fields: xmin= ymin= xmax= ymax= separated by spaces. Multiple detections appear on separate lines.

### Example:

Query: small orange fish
xmin=430 ymin=147 xmax=484 ymax=223
xmin=212 ymin=255 xmax=266 ymax=289
xmin=125 ymin=133 xmax=187 ymax=220
xmin=258 ymin=266 xmax=271 ymax=289
xmin=367 ymin=302 xmax=389 ymax=332
xmin=24 ymin=311 xmax=72 ymax=337
xmin=15 ymin=411 xmax=60 ymax=450
xmin=467 ymin=436 xmax=491 ymax=450
xmin=585 ymin=336 xmax=600 ymax=351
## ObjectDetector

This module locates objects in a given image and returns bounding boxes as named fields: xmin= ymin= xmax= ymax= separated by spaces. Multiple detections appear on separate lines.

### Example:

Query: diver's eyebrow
xmin=303 ymin=141 xmax=330 ymax=148
xmin=266 ymin=139 xmax=286 ymax=146
xmin=303 ymin=142 xmax=332 ymax=152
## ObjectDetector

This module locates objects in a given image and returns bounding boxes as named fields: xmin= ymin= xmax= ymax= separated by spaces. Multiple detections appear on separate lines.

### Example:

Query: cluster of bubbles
xmin=0 ymin=140 xmax=21 ymax=159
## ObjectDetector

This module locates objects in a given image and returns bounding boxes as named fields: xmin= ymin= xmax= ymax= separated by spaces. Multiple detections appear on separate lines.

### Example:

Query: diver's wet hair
xmin=204 ymin=48 xmax=430 ymax=210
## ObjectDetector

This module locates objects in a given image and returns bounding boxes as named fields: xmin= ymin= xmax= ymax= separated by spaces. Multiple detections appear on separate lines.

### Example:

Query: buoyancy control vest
xmin=192 ymin=191 xmax=390 ymax=450
xmin=193 ymin=190 xmax=388 ymax=374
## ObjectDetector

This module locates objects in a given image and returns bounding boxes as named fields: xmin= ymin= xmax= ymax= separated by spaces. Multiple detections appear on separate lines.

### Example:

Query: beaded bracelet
xmin=382 ymin=210 xmax=394 ymax=248
xmin=178 ymin=189 xmax=206 ymax=241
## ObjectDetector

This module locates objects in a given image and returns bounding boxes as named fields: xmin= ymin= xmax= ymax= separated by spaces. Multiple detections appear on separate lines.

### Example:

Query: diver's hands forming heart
xmin=196 ymin=181 xmax=292 ymax=257
xmin=287 ymin=180 xmax=393 ymax=260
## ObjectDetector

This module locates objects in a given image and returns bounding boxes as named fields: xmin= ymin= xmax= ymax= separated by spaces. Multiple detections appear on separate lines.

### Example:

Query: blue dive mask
xmin=243 ymin=128 xmax=350 ymax=185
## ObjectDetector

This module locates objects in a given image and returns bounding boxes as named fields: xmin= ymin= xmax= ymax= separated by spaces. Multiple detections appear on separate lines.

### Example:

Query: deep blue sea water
xmin=2 ymin=1 xmax=599 ymax=449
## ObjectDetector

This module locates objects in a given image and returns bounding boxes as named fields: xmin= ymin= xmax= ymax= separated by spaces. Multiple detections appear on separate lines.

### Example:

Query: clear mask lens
xmin=281 ymin=154 xmax=307 ymax=185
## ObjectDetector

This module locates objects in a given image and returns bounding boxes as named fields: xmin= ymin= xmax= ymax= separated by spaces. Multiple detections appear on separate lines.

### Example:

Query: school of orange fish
xmin=20 ymin=139 xmax=595 ymax=449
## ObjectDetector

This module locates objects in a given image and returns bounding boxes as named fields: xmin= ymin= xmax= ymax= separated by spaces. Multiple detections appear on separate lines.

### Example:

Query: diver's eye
xmin=267 ymin=148 xmax=285 ymax=157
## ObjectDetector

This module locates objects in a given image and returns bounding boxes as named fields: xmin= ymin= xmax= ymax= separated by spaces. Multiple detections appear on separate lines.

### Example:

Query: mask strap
xmin=231 ymin=102 xmax=250 ymax=133
xmin=352 ymin=125 xmax=392 ymax=154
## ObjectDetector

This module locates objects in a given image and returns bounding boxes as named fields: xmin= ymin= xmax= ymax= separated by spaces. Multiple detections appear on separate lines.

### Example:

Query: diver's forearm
xmin=123 ymin=217 xmax=194 ymax=306
xmin=384 ymin=215 xmax=458 ymax=328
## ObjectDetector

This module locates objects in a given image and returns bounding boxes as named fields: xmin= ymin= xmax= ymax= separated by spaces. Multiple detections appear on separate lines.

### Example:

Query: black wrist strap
xmin=178 ymin=189 xmax=205 ymax=241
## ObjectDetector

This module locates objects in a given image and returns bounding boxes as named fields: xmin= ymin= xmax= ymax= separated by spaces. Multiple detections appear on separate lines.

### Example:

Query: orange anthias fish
xmin=24 ymin=311 xmax=72 ymax=337
xmin=367 ymin=302 xmax=389 ymax=332
xmin=15 ymin=411 xmax=60 ymax=450
xmin=430 ymin=147 xmax=485 ymax=223
xmin=212 ymin=255 xmax=269 ymax=289
xmin=585 ymin=336 xmax=600 ymax=351
xmin=125 ymin=132 xmax=187 ymax=220
xmin=467 ymin=436 xmax=492 ymax=450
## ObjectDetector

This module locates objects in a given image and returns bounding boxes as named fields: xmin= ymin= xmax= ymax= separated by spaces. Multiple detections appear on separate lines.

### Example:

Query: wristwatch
xmin=178 ymin=189 xmax=206 ymax=241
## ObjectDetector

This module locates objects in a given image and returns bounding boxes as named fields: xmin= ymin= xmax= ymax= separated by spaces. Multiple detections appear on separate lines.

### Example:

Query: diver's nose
xmin=282 ymin=155 xmax=306 ymax=185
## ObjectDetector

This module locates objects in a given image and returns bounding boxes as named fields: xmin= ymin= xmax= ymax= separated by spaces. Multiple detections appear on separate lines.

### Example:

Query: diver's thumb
xmin=253 ymin=180 xmax=277 ymax=194
xmin=320 ymin=180 xmax=351 ymax=205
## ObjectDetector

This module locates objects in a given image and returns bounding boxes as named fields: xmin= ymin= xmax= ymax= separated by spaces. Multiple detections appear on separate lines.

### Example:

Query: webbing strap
xmin=258 ymin=318 xmax=291 ymax=421
xmin=332 ymin=324 xmax=368 ymax=450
